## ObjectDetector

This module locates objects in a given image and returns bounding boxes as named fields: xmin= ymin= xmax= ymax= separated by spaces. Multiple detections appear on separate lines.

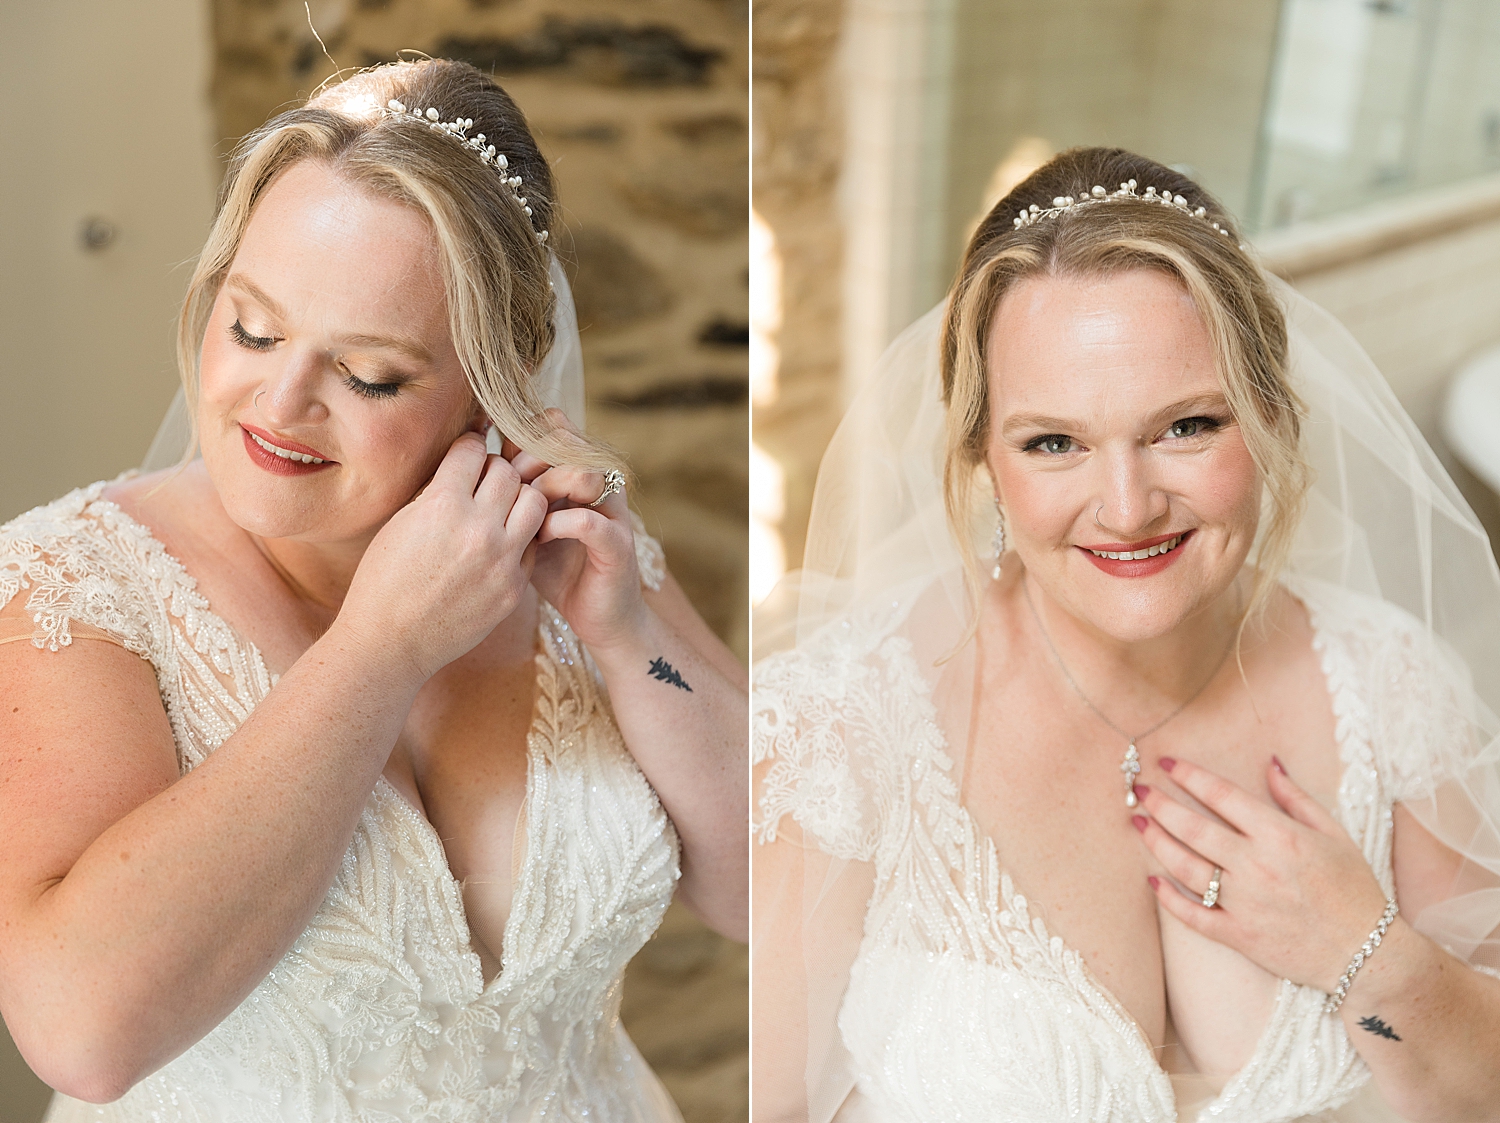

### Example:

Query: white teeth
xmin=1089 ymin=534 xmax=1183 ymax=561
xmin=249 ymin=430 xmax=324 ymax=464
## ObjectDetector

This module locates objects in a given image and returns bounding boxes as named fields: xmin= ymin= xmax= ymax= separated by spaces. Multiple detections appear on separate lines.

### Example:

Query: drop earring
xmin=991 ymin=498 xmax=1007 ymax=580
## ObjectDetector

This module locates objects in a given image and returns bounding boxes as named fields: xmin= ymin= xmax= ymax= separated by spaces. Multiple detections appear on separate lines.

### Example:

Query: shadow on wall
xmin=0 ymin=1020 xmax=51 ymax=1123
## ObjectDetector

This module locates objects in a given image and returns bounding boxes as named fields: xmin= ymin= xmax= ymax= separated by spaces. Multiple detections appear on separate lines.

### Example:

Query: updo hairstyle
xmin=941 ymin=147 xmax=1310 ymax=622
xmin=177 ymin=58 xmax=622 ymax=474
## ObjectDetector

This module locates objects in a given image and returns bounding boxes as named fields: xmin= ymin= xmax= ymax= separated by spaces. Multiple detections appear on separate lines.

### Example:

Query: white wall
xmin=0 ymin=0 xmax=219 ymax=524
xmin=0 ymin=1 xmax=217 ymax=1115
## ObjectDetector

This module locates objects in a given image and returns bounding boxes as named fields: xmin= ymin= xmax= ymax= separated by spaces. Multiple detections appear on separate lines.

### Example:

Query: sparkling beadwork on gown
xmin=753 ymin=576 xmax=1475 ymax=1123
xmin=0 ymin=481 xmax=682 ymax=1123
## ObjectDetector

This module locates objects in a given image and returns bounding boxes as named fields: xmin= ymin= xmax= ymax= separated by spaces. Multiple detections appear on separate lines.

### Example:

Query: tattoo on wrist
xmin=647 ymin=656 xmax=692 ymax=692
xmin=1357 ymin=1015 xmax=1402 ymax=1041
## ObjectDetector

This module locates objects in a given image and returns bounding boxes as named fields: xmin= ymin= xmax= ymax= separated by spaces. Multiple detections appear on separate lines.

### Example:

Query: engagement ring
xmin=1202 ymin=867 xmax=1222 ymax=909
xmin=588 ymin=469 xmax=626 ymax=508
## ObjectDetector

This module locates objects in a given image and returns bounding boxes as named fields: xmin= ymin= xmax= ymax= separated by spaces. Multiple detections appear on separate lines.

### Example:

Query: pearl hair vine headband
xmin=1012 ymin=178 xmax=1242 ymax=246
xmin=380 ymin=99 xmax=548 ymax=244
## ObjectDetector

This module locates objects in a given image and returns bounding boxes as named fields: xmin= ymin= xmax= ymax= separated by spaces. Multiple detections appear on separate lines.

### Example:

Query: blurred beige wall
xmin=0 ymin=0 xmax=218 ymax=526
xmin=1 ymin=0 xmax=217 ymax=1111
xmin=752 ymin=0 xmax=845 ymax=579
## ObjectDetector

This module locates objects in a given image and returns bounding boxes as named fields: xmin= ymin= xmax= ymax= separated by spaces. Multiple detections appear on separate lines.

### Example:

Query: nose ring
xmin=1094 ymin=504 xmax=1106 ymax=529
xmin=254 ymin=390 xmax=266 ymax=409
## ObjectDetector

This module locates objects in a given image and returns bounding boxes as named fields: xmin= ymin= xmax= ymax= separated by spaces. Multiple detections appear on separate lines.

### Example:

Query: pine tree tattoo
xmin=1357 ymin=1016 xmax=1402 ymax=1041
xmin=647 ymin=657 xmax=692 ymax=692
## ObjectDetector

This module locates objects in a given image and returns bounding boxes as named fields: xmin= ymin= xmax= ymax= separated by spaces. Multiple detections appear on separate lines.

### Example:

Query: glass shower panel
xmin=1250 ymin=0 xmax=1500 ymax=232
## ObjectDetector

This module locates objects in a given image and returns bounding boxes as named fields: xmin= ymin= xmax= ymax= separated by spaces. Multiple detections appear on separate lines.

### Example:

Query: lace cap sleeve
xmin=629 ymin=510 xmax=665 ymax=593
xmin=753 ymin=645 xmax=877 ymax=861
xmin=1369 ymin=619 xmax=1474 ymax=804
xmin=0 ymin=484 xmax=156 ymax=658
xmin=1305 ymin=578 xmax=1474 ymax=805
xmin=754 ymin=624 xmax=957 ymax=864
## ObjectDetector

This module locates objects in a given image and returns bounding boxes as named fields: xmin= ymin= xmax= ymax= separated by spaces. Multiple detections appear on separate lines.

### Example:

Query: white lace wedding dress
xmin=0 ymin=480 xmax=683 ymax=1123
xmin=754 ymin=574 xmax=1496 ymax=1123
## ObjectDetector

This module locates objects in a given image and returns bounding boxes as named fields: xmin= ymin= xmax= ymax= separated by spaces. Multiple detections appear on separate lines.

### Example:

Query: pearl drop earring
xmin=992 ymin=498 xmax=1007 ymax=580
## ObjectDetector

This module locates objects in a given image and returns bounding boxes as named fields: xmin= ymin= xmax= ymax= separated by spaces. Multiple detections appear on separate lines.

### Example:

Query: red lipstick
xmin=1077 ymin=529 xmax=1193 ymax=578
xmin=240 ymin=424 xmax=335 ymax=476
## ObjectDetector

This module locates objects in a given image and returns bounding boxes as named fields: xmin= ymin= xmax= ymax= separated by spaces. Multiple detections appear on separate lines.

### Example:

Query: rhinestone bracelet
xmin=1324 ymin=897 xmax=1399 ymax=1014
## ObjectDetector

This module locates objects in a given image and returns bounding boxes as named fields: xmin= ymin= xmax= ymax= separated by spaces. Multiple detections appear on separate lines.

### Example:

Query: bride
xmin=752 ymin=148 xmax=1500 ymax=1122
xmin=0 ymin=59 xmax=746 ymax=1120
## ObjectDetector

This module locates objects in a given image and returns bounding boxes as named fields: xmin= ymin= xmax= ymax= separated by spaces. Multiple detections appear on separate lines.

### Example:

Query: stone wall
xmin=750 ymin=0 xmax=844 ymax=573
xmin=212 ymin=0 xmax=748 ymax=658
xmin=208 ymin=2 xmax=746 ymax=1119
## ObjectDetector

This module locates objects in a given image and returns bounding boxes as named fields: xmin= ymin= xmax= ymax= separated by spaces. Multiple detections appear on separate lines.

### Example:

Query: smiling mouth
xmin=1084 ymin=533 xmax=1186 ymax=561
xmin=247 ymin=429 xmax=326 ymax=464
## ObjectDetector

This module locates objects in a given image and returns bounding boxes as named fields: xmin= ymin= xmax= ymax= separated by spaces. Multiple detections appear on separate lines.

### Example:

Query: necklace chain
xmin=1020 ymin=577 xmax=1238 ymax=802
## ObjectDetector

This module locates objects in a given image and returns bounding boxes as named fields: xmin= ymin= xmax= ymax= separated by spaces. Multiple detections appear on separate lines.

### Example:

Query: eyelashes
xmin=229 ymin=320 xmax=276 ymax=352
xmin=1023 ymin=434 xmax=1076 ymax=455
xmin=342 ymin=374 xmax=400 ymax=400
xmin=229 ymin=320 xmax=402 ymax=400
xmin=1020 ymin=416 xmax=1227 ymax=456
xmin=1165 ymin=416 xmax=1222 ymax=439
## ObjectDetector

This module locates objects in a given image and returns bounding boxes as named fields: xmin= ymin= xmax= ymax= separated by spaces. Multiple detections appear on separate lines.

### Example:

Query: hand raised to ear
xmin=500 ymin=412 xmax=646 ymax=652
xmin=340 ymin=431 xmax=548 ymax=681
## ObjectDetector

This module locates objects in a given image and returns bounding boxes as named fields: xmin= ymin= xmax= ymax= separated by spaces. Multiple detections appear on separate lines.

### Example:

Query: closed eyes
xmin=229 ymin=320 xmax=276 ymax=352
xmin=342 ymin=373 xmax=401 ymax=400
xmin=229 ymin=320 xmax=402 ymax=400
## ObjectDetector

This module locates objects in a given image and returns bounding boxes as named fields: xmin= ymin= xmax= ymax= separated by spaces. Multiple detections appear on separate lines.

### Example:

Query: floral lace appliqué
xmin=3 ymin=483 xmax=682 ymax=1123
xmin=753 ymin=575 xmax=1472 ymax=1123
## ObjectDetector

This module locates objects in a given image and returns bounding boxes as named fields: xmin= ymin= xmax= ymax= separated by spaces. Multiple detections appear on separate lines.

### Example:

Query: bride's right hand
xmin=336 ymin=431 xmax=548 ymax=681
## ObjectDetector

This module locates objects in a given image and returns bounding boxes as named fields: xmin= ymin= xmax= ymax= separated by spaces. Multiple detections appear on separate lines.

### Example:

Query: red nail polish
xmin=1159 ymin=757 xmax=1176 ymax=772
xmin=1148 ymin=876 xmax=1160 ymax=890
xmin=1272 ymin=754 xmax=1286 ymax=774
xmin=1134 ymin=784 xmax=1151 ymax=798
xmin=1131 ymin=815 xmax=1148 ymax=833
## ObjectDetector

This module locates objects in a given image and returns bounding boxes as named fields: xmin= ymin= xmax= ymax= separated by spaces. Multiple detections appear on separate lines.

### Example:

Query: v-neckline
xmin=87 ymin=483 xmax=542 ymax=1000
xmin=932 ymin=579 xmax=1365 ymax=1110
xmin=376 ymin=760 xmax=538 ymax=997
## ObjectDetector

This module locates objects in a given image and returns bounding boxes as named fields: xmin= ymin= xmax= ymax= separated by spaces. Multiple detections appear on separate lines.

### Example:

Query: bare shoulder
xmin=0 ymin=476 xmax=182 ymax=908
xmin=1256 ymin=582 xmax=1321 ymax=663
xmin=103 ymin=461 xmax=222 ymax=542
xmin=0 ymin=600 xmax=178 ymax=913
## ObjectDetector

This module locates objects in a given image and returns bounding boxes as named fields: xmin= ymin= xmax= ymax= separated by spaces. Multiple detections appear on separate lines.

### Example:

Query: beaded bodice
xmin=0 ymin=482 xmax=682 ymax=1123
xmin=753 ymin=576 xmax=1470 ymax=1123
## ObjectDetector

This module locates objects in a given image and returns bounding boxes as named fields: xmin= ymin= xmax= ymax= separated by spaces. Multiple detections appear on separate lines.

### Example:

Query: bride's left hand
xmin=1134 ymin=757 xmax=1390 ymax=992
xmin=502 ymin=412 xmax=646 ymax=652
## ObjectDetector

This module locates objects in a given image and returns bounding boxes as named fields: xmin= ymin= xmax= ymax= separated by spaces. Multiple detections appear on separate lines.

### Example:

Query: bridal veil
xmin=752 ymin=267 xmax=1500 ymax=1118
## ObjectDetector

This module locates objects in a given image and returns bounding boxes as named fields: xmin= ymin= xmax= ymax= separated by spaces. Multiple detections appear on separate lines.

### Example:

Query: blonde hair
xmin=177 ymin=59 xmax=622 ymax=473
xmin=941 ymin=147 xmax=1309 ymax=624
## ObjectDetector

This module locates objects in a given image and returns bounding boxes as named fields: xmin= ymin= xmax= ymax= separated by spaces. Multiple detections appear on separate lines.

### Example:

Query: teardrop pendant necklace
xmin=1021 ymin=578 xmax=1238 ymax=807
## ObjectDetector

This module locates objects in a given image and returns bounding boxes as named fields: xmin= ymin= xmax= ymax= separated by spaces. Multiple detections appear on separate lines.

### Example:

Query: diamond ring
xmin=588 ymin=469 xmax=626 ymax=508
xmin=1201 ymin=867 xmax=1222 ymax=909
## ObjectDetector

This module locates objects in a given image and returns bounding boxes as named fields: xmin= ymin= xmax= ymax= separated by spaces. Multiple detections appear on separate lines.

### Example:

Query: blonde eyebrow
xmin=225 ymin=274 xmax=433 ymax=365
xmin=335 ymin=332 xmax=433 ymax=365
xmin=1001 ymin=392 xmax=1232 ymax=439
xmin=225 ymin=273 xmax=287 ymax=319
xmin=1001 ymin=412 xmax=1078 ymax=438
